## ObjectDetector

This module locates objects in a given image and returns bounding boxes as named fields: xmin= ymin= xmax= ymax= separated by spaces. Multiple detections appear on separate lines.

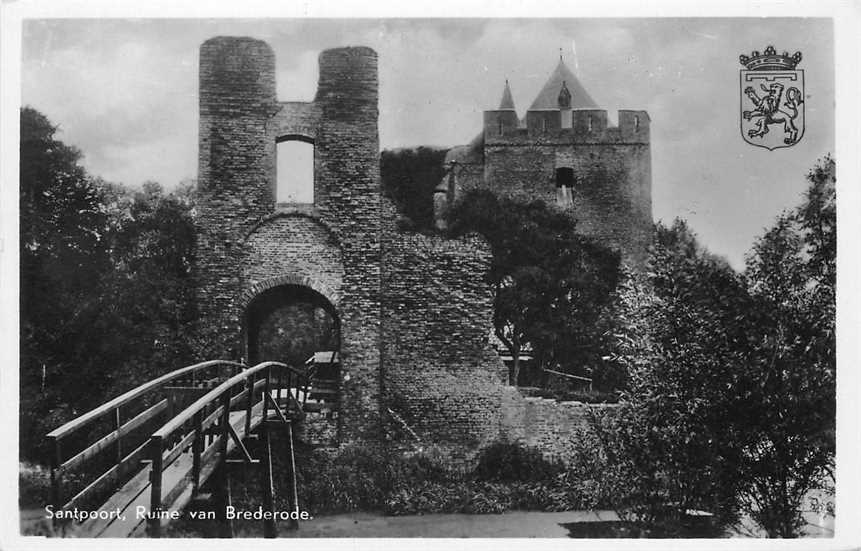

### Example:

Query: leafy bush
xmin=252 ymin=440 xmax=612 ymax=517
xmin=19 ymin=462 xmax=52 ymax=508
xmin=474 ymin=442 xmax=564 ymax=483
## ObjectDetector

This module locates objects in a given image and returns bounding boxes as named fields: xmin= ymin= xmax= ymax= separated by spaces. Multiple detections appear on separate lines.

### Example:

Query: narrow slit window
xmin=498 ymin=119 xmax=504 ymax=136
xmin=588 ymin=117 xmax=593 ymax=131
xmin=276 ymin=139 xmax=314 ymax=204
xmin=634 ymin=115 xmax=640 ymax=131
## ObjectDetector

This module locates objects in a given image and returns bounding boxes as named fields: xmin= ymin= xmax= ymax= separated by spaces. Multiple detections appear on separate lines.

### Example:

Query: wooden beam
xmin=227 ymin=424 xmax=254 ymax=463
xmin=61 ymin=437 xmax=150 ymax=512
xmin=60 ymin=399 xmax=168 ymax=473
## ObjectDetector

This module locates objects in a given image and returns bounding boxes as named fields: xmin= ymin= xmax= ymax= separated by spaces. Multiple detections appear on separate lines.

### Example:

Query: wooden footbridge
xmin=45 ymin=357 xmax=338 ymax=538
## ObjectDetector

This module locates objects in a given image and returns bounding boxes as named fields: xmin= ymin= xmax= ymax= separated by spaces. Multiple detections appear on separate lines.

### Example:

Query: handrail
xmin=47 ymin=360 xmax=246 ymax=440
xmin=152 ymin=361 xmax=300 ymax=439
xmin=543 ymin=368 xmax=593 ymax=383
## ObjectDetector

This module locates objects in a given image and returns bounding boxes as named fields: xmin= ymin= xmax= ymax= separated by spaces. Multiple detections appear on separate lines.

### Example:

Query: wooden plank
xmin=229 ymin=387 xmax=249 ymax=409
xmin=62 ymin=437 xmax=150 ymax=512
xmin=162 ymin=429 xmax=196 ymax=470
xmin=60 ymin=399 xmax=168 ymax=473
xmin=75 ymin=462 xmax=152 ymax=537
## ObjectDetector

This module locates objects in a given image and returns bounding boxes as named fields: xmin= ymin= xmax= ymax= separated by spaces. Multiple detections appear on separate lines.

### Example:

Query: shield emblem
xmin=739 ymin=48 xmax=805 ymax=151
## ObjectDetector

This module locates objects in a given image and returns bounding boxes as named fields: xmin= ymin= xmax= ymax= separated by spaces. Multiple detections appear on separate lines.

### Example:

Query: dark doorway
xmin=245 ymin=285 xmax=339 ymax=367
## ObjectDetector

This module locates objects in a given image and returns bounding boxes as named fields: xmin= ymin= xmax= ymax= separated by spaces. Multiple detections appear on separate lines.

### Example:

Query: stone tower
xmin=194 ymin=37 xmax=382 ymax=441
xmin=436 ymin=55 xmax=653 ymax=268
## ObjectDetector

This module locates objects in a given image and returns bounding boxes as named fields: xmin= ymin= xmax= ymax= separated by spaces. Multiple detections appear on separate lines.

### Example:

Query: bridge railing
xmin=147 ymin=360 xmax=309 ymax=537
xmin=45 ymin=360 xmax=246 ymax=527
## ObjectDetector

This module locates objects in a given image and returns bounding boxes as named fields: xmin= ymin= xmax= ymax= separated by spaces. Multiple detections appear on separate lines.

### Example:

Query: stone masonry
xmin=436 ymin=60 xmax=653 ymax=269
xmin=193 ymin=37 xmax=647 ymax=463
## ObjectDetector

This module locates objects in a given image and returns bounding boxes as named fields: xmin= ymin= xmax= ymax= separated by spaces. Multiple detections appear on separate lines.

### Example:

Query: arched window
xmin=276 ymin=136 xmax=314 ymax=204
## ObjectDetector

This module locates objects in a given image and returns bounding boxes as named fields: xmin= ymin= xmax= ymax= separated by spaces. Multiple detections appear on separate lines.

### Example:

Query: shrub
xmin=474 ymin=442 xmax=564 ymax=483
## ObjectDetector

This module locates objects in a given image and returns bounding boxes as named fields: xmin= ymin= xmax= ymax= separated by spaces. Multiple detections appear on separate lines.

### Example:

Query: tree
xmin=94 ymin=180 xmax=197 ymax=395
xmin=446 ymin=189 xmax=621 ymax=387
xmin=740 ymin=155 xmax=835 ymax=537
xmin=20 ymin=107 xmax=113 ymax=459
xmin=19 ymin=108 xmax=198 ymax=461
xmin=593 ymin=220 xmax=758 ymax=534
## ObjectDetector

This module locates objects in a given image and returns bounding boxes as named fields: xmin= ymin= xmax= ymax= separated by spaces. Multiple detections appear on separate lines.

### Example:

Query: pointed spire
xmin=529 ymin=55 xmax=598 ymax=110
xmin=498 ymin=79 xmax=516 ymax=110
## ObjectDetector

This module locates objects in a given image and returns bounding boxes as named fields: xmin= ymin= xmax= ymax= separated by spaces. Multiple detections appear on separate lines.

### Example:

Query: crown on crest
xmin=739 ymin=46 xmax=802 ymax=71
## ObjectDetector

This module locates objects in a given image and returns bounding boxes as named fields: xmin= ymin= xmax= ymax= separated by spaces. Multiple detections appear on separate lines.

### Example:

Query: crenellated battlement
xmin=448 ymin=61 xmax=653 ymax=268
xmin=484 ymin=108 xmax=650 ymax=144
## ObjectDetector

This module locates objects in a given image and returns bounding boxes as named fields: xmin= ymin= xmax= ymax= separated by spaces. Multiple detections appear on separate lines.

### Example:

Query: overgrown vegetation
xmin=237 ymin=439 xmax=616 ymax=517
xmin=380 ymin=146 xmax=448 ymax=232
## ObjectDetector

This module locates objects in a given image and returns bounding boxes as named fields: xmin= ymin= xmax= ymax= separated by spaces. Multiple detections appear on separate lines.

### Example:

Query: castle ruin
xmin=193 ymin=37 xmax=650 ymax=464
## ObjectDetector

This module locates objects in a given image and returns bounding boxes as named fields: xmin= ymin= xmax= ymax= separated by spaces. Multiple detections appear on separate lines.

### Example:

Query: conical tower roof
xmin=529 ymin=57 xmax=598 ymax=110
xmin=498 ymin=79 xmax=516 ymax=110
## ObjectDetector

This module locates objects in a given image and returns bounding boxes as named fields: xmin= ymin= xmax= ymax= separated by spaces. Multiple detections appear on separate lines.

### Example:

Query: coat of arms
xmin=740 ymin=46 xmax=805 ymax=150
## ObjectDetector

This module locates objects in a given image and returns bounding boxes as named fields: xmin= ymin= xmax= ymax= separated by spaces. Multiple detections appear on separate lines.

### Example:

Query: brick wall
xmin=499 ymin=386 xmax=618 ymax=462
xmin=381 ymin=199 xmax=511 ymax=463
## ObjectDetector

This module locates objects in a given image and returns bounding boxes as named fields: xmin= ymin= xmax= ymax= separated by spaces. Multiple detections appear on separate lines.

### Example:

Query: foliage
xmin=380 ymin=146 xmax=448 ymax=231
xmin=474 ymin=441 xmax=564 ymax=482
xmin=259 ymin=439 xmax=612 ymax=517
xmin=739 ymin=155 xmax=836 ymax=537
xmin=446 ymin=189 xmax=622 ymax=388
xmin=20 ymin=107 xmax=113 ymax=459
xmin=19 ymin=108 xmax=197 ymax=462
xmin=589 ymin=156 xmax=836 ymax=538
xmin=590 ymin=220 xmax=766 ymax=534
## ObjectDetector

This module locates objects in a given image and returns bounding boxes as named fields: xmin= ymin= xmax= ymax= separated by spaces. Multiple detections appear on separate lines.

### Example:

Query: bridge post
xmin=215 ymin=393 xmax=234 ymax=538
xmin=260 ymin=365 xmax=277 ymax=537
xmin=148 ymin=435 xmax=163 ymax=538
xmin=192 ymin=411 xmax=202 ymax=493
xmin=47 ymin=435 xmax=63 ymax=535
xmin=285 ymin=422 xmax=299 ymax=531
xmin=260 ymin=420 xmax=277 ymax=538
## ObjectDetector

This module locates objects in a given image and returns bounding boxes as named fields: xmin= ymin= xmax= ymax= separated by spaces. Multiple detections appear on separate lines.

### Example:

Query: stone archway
xmin=243 ymin=281 xmax=340 ymax=368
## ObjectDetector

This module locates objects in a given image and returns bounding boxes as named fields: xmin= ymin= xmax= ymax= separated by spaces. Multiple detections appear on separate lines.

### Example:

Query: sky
xmin=20 ymin=18 xmax=834 ymax=269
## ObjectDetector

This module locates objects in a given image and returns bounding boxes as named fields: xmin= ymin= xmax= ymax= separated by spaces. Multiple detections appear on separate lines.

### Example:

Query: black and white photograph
xmin=2 ymin=1 xmax=859 ymax=546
